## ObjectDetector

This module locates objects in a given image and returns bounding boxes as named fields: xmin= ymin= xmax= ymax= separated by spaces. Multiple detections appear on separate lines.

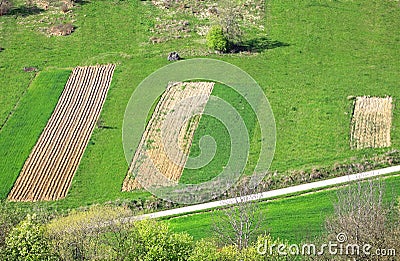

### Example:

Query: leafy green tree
xmin=46 ymin=206 xmax=194 ymax=260
xmin=188 ymin=239 xmax=219 ymax=261
xmin=5 ymin=214 xmax=51 ymax=261
xmin=0 ymin=201 xmax=24 ymax=252
xmin=206 ymin=25 xmax=228 ymax=52
xmin=127 ymin=219 xmax=194 ymax=261
xmin=46 ymin=205 xmax=132 ymax=260
xmin=165 ymin=232 xmax=194 ymax=261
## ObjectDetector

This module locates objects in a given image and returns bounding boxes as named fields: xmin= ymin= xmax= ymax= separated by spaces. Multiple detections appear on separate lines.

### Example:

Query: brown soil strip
xmin=7 ymin=64 xmax=115 ymax=202
xmin=122 ymin=82 xmax=214 ymax=191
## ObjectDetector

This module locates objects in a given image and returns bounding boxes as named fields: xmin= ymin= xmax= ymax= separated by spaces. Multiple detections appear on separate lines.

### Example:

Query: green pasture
xmin=0 ymin=0 xmax=398 ymax=210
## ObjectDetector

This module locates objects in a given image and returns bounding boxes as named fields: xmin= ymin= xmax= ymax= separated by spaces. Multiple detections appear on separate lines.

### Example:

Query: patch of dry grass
xmin=351 ymin=96 xmax=393 ymax=149
xmin=148 ymin=0 xmax=265 ymax=44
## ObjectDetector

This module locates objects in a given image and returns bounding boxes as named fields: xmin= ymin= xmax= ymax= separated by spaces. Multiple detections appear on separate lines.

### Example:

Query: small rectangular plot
xmin=122 ymin=82 xmax=214 ymax=191
xmin=350 ymin=96 xmax=393 ymax=150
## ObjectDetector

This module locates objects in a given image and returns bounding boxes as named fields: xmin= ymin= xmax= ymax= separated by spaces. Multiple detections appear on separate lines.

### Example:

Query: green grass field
xmin=168 ymin=175 xmax=400 ymax=243
xmin=180 ymin=82 xmax=260 ymax=184
xmin=0 ymin=69 xmax=71 ymax=197
xmin=0 ymin=0 xmax=399 ymax=210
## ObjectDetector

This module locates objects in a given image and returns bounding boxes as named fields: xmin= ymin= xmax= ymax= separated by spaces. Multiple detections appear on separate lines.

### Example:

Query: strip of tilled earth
xmin=123 ymin=82 xmax=214 ymax=191
xmin=8 ymin=64 xmax=115 ymax=202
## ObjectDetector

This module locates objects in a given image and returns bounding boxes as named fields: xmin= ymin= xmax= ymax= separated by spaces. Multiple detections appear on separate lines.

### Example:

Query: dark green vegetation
xmin=0 ymin=204 xmax=300 ymax=260
xmin=206 ymin=25 xmax=228 ymax=52
xmin=169 ymin=175 xmax=400 ymax=243
xmin=0 ymin=0 xmax=399 ymax=213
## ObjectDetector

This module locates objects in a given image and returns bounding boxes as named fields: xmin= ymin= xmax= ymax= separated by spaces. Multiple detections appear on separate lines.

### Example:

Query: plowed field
xmin=8 ymin=64 xmax=116 ymax=202
xmin=122 ymin=82 xmax=214 ymax=191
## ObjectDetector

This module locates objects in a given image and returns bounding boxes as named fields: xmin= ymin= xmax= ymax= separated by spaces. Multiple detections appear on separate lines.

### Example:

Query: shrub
xmin=128 ymin=219 xmax=194 ymax=261
xmin=206 ymin=25 xmax=228 ymax=53
xmin=5 ymin=214 xmax=51 ymax=260
xmin=166 ymin=232 xmax=194 ymax=261
xmin=46 ymin=207 xmax=194 ymax=261
xmin=188 ymin=234 xmax=292 ymax=261
xmin=188 ymin=239 xmax=219 ymax=261
xmin=254 ymin=234 xmax=293 ymax=261
xmin=46 ymin=205 xmax=132 ymax=260
xmin=218 ymin=245 xmax=240 ymax=260
xmin=0 ymin=201 xmax=27 ymax=259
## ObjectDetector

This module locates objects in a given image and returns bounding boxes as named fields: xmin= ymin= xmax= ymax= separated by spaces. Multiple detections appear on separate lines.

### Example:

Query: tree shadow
xmin=231 ymin=37 xmax=290 ymax=53
xmin=8 ymin=6 xmax=45 ymax=17
xmin=98 ymin=126 xmax=118 ymax=130
xmin=73 ymin=0 xmax=91 ymax=6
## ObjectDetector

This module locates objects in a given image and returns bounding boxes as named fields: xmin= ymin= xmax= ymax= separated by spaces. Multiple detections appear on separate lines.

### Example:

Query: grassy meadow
xmin=180 ymin=82 xmax=260 ymax=184
xmin=0 ymin=0 xmax=398 ymax=218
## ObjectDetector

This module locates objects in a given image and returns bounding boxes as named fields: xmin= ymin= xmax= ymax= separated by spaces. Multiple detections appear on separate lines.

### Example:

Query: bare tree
xmin=212 ymin=183 xmax=264 ymax=250
xmin=46 ymin=206 xmax=134 ymax=260
xmin=212 ymin=0 xmax=243 ymax=48
xmin=323 ymin=179 xmax=398 ymax=260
